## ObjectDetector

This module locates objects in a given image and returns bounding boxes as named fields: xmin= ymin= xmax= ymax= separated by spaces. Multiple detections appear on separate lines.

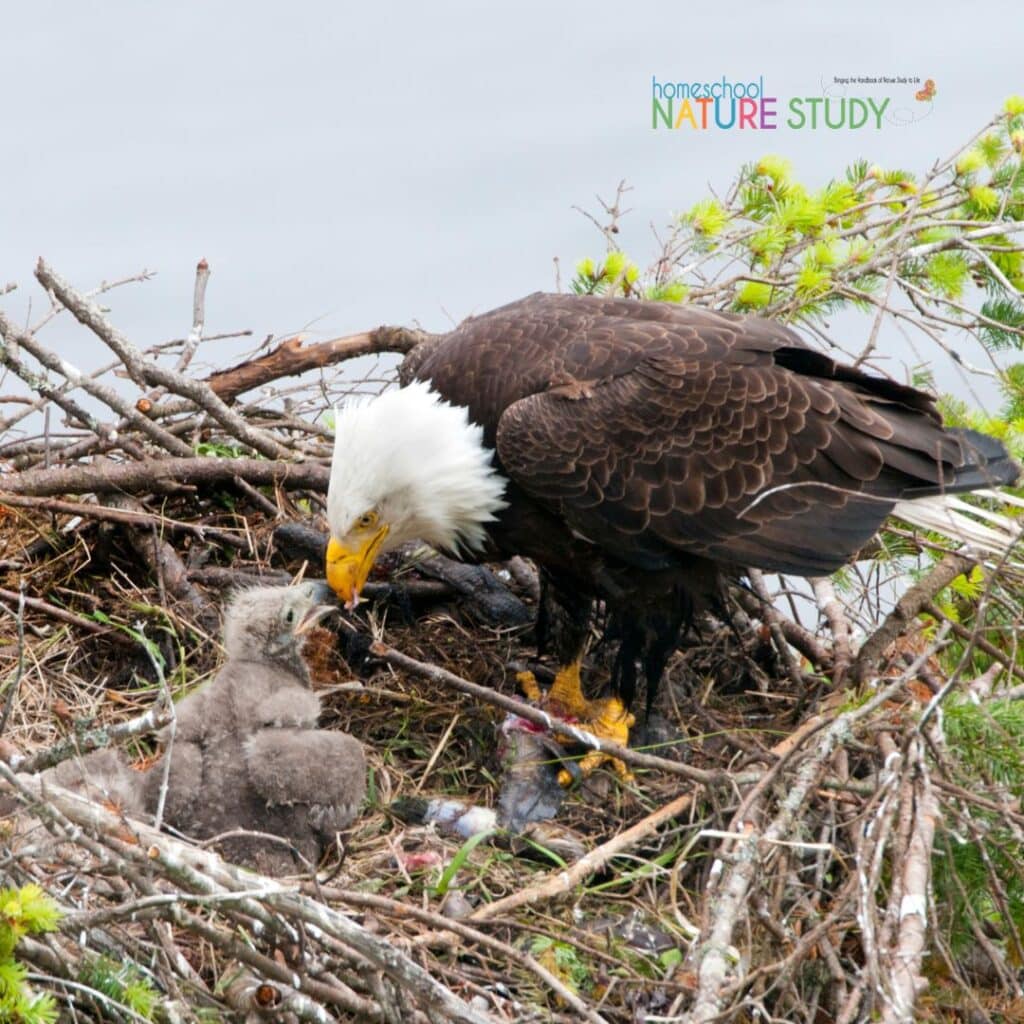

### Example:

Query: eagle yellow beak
xmin=326 ymin=528 xmax=389 ymax=609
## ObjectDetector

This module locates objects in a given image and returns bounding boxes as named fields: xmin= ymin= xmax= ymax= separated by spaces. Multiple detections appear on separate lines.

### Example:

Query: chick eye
xmin=356 ymin=510 xmax=379 ymax=530
xmin=285 ymin=608 xmax=295 ymax=624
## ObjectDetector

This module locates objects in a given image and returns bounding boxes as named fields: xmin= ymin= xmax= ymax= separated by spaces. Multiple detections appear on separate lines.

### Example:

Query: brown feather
xmin=401 ymin=292 xmax=1020 ymax=702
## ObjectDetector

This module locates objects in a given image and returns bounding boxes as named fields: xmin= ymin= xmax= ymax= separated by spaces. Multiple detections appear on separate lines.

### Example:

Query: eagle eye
xmin=356 ymin=510 xmax=379 ymax=530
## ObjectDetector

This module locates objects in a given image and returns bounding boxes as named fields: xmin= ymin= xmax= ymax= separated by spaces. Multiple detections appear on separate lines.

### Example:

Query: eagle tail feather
xmin=898 ymin=428 xmax=1021 ymax=498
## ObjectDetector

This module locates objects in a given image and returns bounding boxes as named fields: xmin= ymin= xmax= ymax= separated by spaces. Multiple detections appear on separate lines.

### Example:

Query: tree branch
xmin=206 ymin=327 xmax=435 ymax=404
xmin=852 ymin=553 xmax=974 ymax=683
xmin=0 ymin=456 xmax=329 ymax=497
xmin=35 ymin=259 xmax=291 ymax=460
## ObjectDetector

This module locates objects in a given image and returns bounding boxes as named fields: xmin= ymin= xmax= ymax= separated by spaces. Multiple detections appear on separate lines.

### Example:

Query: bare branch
xmin=852 ymin=553 xmax=974 ymax=683
xmin=0 ymin=455 xmax=329 ymax=497
xmin=205 ymin=327 xmax=434 ymax=404
xmin=175 ymin=257 xmax=210 ymax=373
xmin=35 ymin=259 xmax=291 ymax=460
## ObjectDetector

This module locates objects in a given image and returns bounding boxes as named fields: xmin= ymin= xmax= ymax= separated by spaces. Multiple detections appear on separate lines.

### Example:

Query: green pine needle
xmin=734 ymin=281 xmax=774 ymax=309
xmin=925 ymin=252 xmax=970 ymax=298
xmin=979 ymin=297 xmax=1024 ymax=350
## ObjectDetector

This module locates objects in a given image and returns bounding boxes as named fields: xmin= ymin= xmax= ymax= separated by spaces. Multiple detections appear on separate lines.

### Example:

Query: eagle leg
xmin=516 ymin=662 xmax=636 ymax=786
xmin=547 ymin=660 xmax=589 ymax=718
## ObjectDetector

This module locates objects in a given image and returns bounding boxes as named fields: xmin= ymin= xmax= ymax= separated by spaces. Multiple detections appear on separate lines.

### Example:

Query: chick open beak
xmin=325 ymin=528 xmax=389 ymax=609
xmin=294 ymin=582 xmax=338 ymax=636
xmin=294 ymin=602 xmax=336 ymax=636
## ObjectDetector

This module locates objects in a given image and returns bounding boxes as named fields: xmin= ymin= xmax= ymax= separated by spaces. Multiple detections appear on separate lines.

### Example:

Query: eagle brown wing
xmin=404 ymin=293 xmax=1002 ymax=576
xmin=487 ymin=302 xmax=974 ymax=576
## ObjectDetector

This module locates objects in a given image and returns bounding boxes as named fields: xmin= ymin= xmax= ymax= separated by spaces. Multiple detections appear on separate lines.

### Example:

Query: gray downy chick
xmin=0 ymin=748 xmax=145 ymax=820
xmin=144 ymin=581 xmax=366 ymax=875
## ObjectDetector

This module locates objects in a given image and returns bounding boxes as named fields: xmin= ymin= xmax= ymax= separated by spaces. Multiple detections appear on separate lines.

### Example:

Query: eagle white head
xmin=325 ymin=382 xmax=508 ymax=607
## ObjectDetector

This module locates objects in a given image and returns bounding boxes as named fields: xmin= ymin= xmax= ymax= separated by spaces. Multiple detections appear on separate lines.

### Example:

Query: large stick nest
xmin=2 ymin=261 xmax=1024 ymax=1024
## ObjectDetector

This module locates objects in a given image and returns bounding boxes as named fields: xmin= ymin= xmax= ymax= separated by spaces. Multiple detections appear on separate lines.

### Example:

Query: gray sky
xmin=2 ymin=1 xmax=1022 ymax=410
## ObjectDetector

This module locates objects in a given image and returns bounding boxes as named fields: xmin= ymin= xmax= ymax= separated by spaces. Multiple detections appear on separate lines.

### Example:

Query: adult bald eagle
xmin=325 ymin=293 xmax=1018 ymax=770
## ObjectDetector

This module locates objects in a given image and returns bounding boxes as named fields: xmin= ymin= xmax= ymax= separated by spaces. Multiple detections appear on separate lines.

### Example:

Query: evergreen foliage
xmin=0 ymin=885 xmax=62 ymax=1024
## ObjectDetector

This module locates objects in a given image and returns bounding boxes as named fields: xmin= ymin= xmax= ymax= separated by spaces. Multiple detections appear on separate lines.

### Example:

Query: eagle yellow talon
xmin=567 ymin=696 xmax=636 ymax=785
xmin=516 ymin=670 xmax=543 ymax=703
xmin=519 ymin=662 xmax=636 ymax=787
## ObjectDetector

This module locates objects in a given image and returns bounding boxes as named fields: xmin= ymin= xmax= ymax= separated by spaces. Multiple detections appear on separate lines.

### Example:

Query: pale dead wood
xmin=748 ymin=568 xmax=805 ymax=685
xmin=0 ymin=456 xmax=329 ymax=496
xmin=685 ymin=653 xmax=939 ymax=1024
xmin=315 ymin=888 xmax=612 ymax=1024
xmin=176 ymin=257 xmax=210 ymax=373
xmin=0 ymin=764 xmax=496 ymax=1024
xmin=36 ymin=259 xmax=291 ymax=461
xmin=0 ymin=307 xmax=181 ymax=452
xmin=730 ymin=582 xmax=831 ymax=667
xmin=469 ymin=789 xmax=699 ymax=922
xmin=9 ymin=699 xmax=174 ymax=774
xmin=812 ymin=576 xmax=853 ymax=684
xmin=880 ymin=737 xmax=939 ymax=1023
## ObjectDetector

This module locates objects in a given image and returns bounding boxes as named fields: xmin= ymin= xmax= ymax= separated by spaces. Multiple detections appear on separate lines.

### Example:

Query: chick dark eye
xmin=285 ymin=609 xmax=295 ymax=624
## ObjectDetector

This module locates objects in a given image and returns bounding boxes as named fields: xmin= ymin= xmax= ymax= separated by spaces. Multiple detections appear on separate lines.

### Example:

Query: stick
xmin=11 ymin=700 xmax=174 ymax=774
xmin=0 ymin=493 xmax=249 ymax=550
xmin=107 ymin=491 xmax=215 ymax=623
xmin=0 ymin=456 xmax=329 ymax=497
xmin=0 ymin=585 xmax=26 ymax=740
xmin=0 ymin=307 xmax=195 ymax=457
xmin=469 ymin=789 xmax=698 ymax=921
xmin=686 ymin=637 xmax=949 ymax=1022
xmin=370 ymin=640 xmax=721 ymax=786
xmin=315 ymin=888 xmax=610 ymax=1024
xmin=0 ymin=586 xmax=134 ymax=640
xmin=852 ymin=553 xmax=974 ymax=683
xmin=187 ymin=566 xmax=454 ymax=603
xmin=36 ymin=259 xmax=290 ymax=461
xmin=0 ymin=765 xmax=495 ymax=1024
xmin=205 ymin=327 xmax=434 ymax=404
xmin=881 ymin=738 xmax=939 ymax=1023
xmin=176 ymin=258 xmax=210 ymax=373
xmin=731 ymin=584 xmax=831 ymax=667
xmin=922 ymin=600 xmax=1024 ymax=684
xmin=748 ymin=569 xmax=805 ymax=686
xmin=812 ymin=576 xmax=853 ymax=684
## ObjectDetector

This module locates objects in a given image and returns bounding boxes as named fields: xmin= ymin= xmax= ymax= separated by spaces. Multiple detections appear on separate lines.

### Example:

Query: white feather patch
xmin=893 ymin=494 xmax=1023 ymax=564
xmin=328 ymin=382 xmax=508 ymax=554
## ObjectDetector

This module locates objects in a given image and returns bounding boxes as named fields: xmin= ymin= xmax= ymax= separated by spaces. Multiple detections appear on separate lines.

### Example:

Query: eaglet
xmin=143 ymin=581 xmax=367 ymax=874
xmin=2 ymin=583 xmax=366 ymax=877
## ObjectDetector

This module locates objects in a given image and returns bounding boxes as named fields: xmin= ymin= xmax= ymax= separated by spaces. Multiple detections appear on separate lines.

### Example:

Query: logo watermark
xmin=650 ymin=75 xmax=930 ymax=131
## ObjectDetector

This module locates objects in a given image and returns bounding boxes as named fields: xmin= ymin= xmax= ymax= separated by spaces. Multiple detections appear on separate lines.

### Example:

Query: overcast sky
xmin=2 ymin=1 xmax=1022 ymax=414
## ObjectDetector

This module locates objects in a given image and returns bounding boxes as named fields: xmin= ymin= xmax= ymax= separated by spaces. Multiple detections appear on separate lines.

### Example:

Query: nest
xmin=2 ymin=260 xmax=1024 ymax=1023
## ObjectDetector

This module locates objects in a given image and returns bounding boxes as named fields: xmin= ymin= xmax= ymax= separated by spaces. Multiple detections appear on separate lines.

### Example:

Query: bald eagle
xmin=325 ymin=293 xmax=1019 ymax=770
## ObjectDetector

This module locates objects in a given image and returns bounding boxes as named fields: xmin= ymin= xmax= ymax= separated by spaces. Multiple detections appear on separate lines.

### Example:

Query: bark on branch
xmin=0 ymin=765 xmax=496 ymax=1024
xmin=0 ymin=457 xmax=329 ymax=497
xmin=852 ymin=553 xmax=974 ymax=683
xmin=206 ymin=327 xmax=435 ymax=403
